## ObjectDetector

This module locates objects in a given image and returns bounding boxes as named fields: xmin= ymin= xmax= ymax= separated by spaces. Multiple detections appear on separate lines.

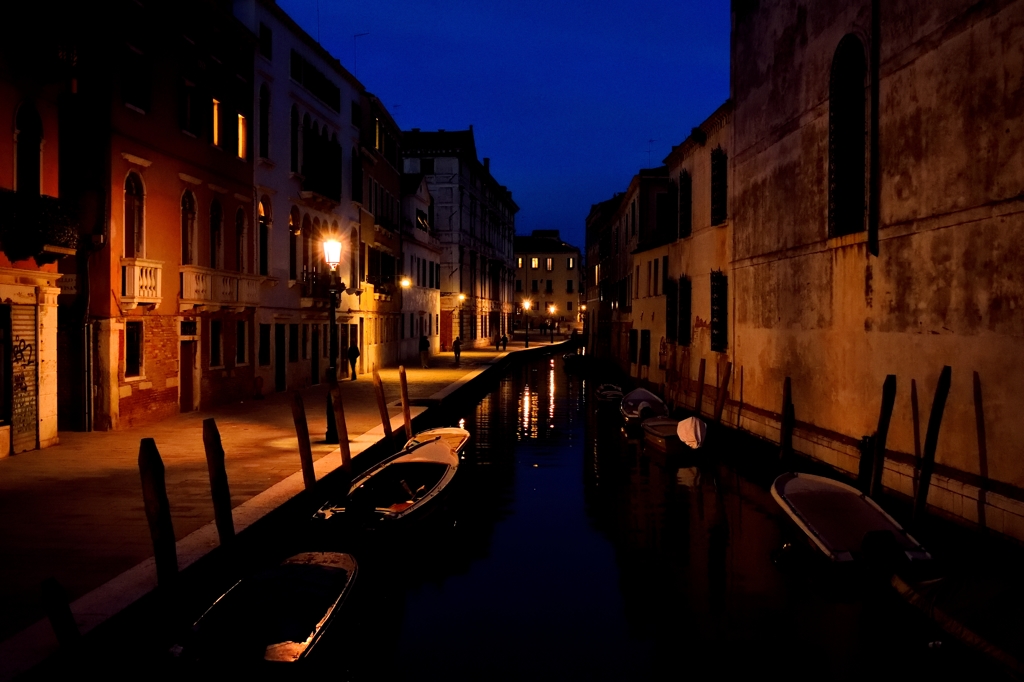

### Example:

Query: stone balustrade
xmin=120 ymin=258 xmax=163 ymax=309
xmin=179 ymin=266 xmax=262 ymax=311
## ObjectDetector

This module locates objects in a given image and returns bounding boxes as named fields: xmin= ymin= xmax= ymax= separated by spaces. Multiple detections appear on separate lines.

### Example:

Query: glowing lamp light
xmin=323 ymin=239 xmax=342 ymax=271
xmin=548 ymin=305 xmax=556 ymax=315
xmin=400 ymin=277 xmax=411 ymax=288
xmin=523 ymin=300 xmax=532 ymax=311
xmin=458 ymin=293 xmax=466 ymax=303
xmin=581 ymin=304 xmax=587 ymax=311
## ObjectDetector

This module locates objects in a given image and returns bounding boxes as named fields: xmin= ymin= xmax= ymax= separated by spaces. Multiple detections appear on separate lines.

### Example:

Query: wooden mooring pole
xmin=202 ymin=418 xmax=235 ymax=544
xmin=869 ymin=375 xmax=897 ymax=499
xmin=779 ymin=377 xmax=794 ymax=463
xmin=713 ymin=362 xmax=733 ymax=424
xmin=372 ymin=369 xmax=393 ymax=438
xmin=291 ymin=393 xmax=317 ymax=492
xmin=694 ymin=358 xmax=706 ymax=417
xmin=138 ymin=438 xmax=177 ymax=586
xmin=913 ymin=366 xmax=952 ymax=524
xmin=330 ymin=385 xmax=353 ymax=478
xmin=399 ymin=365 xmax=413 ymax=439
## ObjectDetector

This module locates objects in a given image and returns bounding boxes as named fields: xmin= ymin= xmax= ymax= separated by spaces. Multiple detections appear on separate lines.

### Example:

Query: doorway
xmin=179 ymin=340 xmax=195 ymax=412
xmin=274 ymin=323 xmax=286 ymax=391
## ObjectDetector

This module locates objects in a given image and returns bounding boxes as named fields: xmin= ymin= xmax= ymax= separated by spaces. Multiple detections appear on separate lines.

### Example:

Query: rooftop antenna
xmin=646 ymin=139 xmax=658 ymax=168
xmin=354 ymin=32 xmax=370 ymax=78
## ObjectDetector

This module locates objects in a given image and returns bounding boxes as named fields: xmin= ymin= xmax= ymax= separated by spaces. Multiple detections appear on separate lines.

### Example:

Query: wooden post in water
xmin=138 ymin=438 xmax=177 ymax=586
xmin=372 ymin=369 xmax=393 ymax=438
xmin=330 ymin=385 xmax=352 ymax=477
xmin=399 ymin=365 xmax=413 ymax=439
xmin=202 ymin=418 xmax=235 ymax=544
xmin=325 ymin=378 xmax=339 ymax=445
xmin=869 ymin=375 xmax=897 ymax=499
xmin=779 ymin=377 xmax=794 ymax=463
xmin=913 ymin=366 xmax=952 ymax=524
xmin=713 ymin=362 xmax=733 ymax=424
xmin=694 ymin=358 xmax=706 ymax=416
xmin=291 ymin=393 xmax=317 ymax=491
xmin=41 ymin=577 xmax=79 ymax=647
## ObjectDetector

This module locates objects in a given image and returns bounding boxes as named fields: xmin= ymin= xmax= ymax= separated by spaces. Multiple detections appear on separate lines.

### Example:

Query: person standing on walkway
xmin=347 ymin=342 xmax=360 ymax=380
xmin=501 ymin=333 xmax=508 ymax=351
xmin=453 ymin=336 xmax=462 ymax=366
xmin=419 ymin=334 xmax=430 ymax=368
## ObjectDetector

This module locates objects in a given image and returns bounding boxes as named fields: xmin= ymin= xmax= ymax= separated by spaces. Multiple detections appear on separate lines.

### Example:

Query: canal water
xmin=332 ymin=354 xmax=999 ymax=681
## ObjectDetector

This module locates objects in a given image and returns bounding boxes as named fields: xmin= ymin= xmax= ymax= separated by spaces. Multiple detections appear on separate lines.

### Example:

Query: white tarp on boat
xmin=676 ymin=417 xmax=707 ymax=449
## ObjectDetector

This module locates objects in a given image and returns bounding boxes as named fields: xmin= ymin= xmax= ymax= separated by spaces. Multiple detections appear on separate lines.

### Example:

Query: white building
xmin=234 ymin=0 xmax=364 ymax=389
xmin=398 ymin=174 xmax=441 ymax=363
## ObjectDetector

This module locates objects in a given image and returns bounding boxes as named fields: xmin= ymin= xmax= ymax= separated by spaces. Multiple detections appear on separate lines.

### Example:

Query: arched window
xmin=210 ymin=199 xmax=223 ymax=269
xmin=302 ymin=214 xmax=314 ymax=275
xmin=181 ymin=191 xmax=197 ymax=265
xmin=288 ymin=207 xmax=299 ymax=281
xmin=15 ymin=103 xmax=42 ymax=195
xmin=235 ymin=208 xmax=247 ymax=273
xmin=828 ymin=34 xmax=867 ymax=238
xmin=258 ymin=84 xmax=270 ymax=159
xmin=124 ymin=173 xmax=144 ymax=258
xmin=678 ymin=170 xmax=692 ymax=238
xmin=710 ymin=147 xmax=728 ymax=226
xmin=258 ymin=198 xmax=270 ymax=276
xmin=301 ymin=113 xmax=312 ymax=177
xmin=290 ymin=105 xmax=299 ymax=172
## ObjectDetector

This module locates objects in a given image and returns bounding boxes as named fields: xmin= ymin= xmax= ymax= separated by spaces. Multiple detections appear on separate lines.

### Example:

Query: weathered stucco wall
xmin=731 ymin=0 xmax=1024 ymax=535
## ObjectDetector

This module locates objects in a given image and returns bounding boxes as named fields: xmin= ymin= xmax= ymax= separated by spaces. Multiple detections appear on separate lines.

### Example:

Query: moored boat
xmin=315 ymin=434 xmax=462 ymax=527
xmin=404 ymin=426 xmax=470 ymax=456
xmin=771 ymin=472 xmax=932 ymax=566
xmin=596 ymin=383 xmax=624 ymax=406
xmin=174 ymin=552 xmax=358 ymax=667
xmin=641 ymin=417 xmax=683 ymax=452
xmin=619 ymin=388 xmax=668 ymax=428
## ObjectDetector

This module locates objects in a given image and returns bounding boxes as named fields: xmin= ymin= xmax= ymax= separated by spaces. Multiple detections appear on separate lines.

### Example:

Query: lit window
xmin=517 ymin=257 xmax=523 ymax=268
xmin=545 ymin=258 xmax=553 ymax=271
xmin=531 ymin=257 xmax=539 ymax=269
xmin=211 ymin=99 xmax=221 ymax=146
xmin=567 ymin=257 xmax=575 ymax=270
xmin=237 ymin=114 xmax=247 ymax=159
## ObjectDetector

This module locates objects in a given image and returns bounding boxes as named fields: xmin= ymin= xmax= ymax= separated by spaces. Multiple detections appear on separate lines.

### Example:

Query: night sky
xmin=278 ymin=0 xmax=731 ymax=250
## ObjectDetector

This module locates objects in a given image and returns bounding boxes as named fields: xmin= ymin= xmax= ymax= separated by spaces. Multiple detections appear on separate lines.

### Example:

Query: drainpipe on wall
xmin=868 ymin=0 xmax=882 ymax=257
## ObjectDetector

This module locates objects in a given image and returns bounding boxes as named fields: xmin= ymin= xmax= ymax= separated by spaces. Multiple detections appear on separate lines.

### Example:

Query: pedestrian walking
xmin=347 ymin=342 xmax=360 ymax=380
xmin=452 ymin=336 xmax=462 ymax=366
xmin=419 ymin=334 xmax=430 ymax=369
xmin=501 ymin=333 xmax=508 ymax=351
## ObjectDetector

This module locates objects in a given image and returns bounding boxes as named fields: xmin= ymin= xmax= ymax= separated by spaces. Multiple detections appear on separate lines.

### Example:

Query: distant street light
xmin=548 ymin=305 xmax=556 ymax=342
xmin=523 ymin=300 xmax=532 ymax=348
xmin=322 ymin=237 xmax=344 ymax=442
xmin=458 ymin=293 xmax=466 ymax=341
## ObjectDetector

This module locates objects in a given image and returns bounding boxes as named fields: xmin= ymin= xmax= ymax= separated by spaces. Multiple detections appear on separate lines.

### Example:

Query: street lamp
xmin=523 ymin=299 xmax=532 ymax=348
xmin=400 ymin=276 xmax=411 ymax=289
xmin=458 ymin=292 xmax=466 ymax=341
xmin=322 ymin=237 xmax=344 ymax=443
xmin=548 ymin=305 xmax=556 ymax=343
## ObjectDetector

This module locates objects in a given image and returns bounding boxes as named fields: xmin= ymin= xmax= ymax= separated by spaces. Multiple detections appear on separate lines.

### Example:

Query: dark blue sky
xmin=279 ymin=0 xmax=731 ymax=250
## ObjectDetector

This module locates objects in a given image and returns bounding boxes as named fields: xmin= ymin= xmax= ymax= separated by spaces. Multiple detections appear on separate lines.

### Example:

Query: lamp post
xmin=523 ymin=300 xmax=531 ymax=348
xmin=548 ymin=305 xmax=556 ymax=343
xmin=457 ymin=293 xmax=465 ymax=342
xmin=400 ymin=276 xmax=411 ymax=351
xmin=323 ymin=238 xmax=343 ymax=443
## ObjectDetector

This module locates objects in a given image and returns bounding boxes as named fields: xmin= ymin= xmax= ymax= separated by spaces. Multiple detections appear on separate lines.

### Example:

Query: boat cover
xmin=620 ymin=388 xmax=668 ymax=418
xmin=676 ymin=417 xmax=707 ymax=449
xmin=772 ymin=472 xmax=931 ymax=562
xmin=642 ymin=417 xmax=679 ymax=438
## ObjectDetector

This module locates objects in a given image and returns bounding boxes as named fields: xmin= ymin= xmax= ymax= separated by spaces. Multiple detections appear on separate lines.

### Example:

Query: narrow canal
xmin=331 ymin=353 xmax=998 ymax=681
xmin=37 ymin=352 xmax=1007 ymax=680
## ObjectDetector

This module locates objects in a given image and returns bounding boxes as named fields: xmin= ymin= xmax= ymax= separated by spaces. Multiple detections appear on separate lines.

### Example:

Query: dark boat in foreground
xmin=619 ymin=388 xmax=668 ymax=428
xmin=771 ymin=472 xmax=932 ymax=565
xmin=175 ymin=552 xmax=358 ymax=666
xmin=315 ymin=429 xmax=466 ymax=526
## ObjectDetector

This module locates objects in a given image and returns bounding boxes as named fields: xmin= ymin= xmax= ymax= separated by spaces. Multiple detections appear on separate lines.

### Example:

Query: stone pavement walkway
xmin=0 ymin=340 xmax=562 ymax=674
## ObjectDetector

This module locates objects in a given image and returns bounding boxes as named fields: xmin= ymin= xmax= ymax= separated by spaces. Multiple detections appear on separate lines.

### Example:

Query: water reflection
xmin=337 ymin=354 xmax=988 ymax=681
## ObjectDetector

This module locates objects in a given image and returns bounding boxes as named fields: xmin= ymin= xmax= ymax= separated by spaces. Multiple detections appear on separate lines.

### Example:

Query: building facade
xmin=402 ymin=128 xmax=517 ymax=350
xmin=513 ymin=230 xmax=582 ymax=334
xmin=398 ymin=174 xmax=441 ymax=363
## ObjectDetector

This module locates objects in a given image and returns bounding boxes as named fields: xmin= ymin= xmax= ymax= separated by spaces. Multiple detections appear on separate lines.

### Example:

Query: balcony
xmin=179 ymin=265 xmax=263 ymax=311
xmin=121 ymin=258 xmax=163 ymax=309
xmin=0 ymin=190 xmax=78 ymax=265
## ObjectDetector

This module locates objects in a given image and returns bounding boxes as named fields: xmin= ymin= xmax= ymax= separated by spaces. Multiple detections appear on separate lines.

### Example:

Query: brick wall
xmin=118 ymin=314 xmax=179 ymax=428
